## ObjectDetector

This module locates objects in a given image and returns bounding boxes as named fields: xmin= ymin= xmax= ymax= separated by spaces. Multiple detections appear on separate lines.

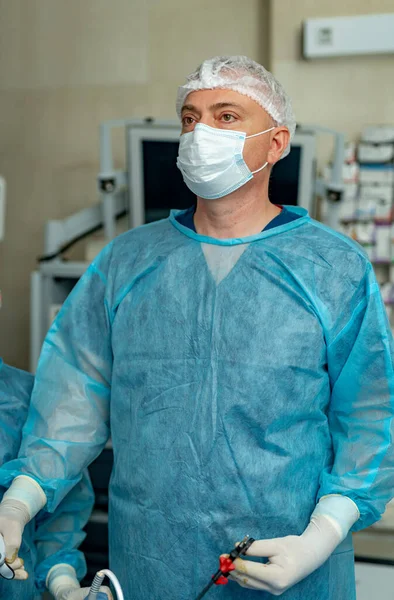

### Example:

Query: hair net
xmin=176 ymin=55 xmax=296 ymax=158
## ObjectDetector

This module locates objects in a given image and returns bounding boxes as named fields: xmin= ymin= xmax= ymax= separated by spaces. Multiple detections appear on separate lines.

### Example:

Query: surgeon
xmin=0 ymin=359 xmax=111 ymax=599
xmin=0 ymin=55 xmax=393 ymax=600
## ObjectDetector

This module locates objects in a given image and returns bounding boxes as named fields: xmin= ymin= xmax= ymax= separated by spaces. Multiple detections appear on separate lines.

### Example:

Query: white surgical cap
xmin=176 ymin=55 xmax=296 ymax=159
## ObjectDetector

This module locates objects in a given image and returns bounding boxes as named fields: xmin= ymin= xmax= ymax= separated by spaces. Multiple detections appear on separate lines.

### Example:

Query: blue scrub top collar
xmin=169 ymin=206 xmax=310 ymax=246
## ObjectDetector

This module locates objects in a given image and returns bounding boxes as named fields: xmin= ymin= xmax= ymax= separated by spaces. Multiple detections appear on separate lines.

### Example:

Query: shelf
xmin=341 ymin=218 xmax=393 ymax=226
xmin=39 ymin=260 xmax=90 ymax=279
xmin=354 ymin=530 xmax=394 ymax=563
xmin=341 ymin=218 xmax=375 ymax=225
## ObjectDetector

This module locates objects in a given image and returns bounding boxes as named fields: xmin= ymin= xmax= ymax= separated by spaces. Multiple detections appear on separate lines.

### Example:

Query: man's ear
xmin=268 ymin=127 xmax=290 ymax=165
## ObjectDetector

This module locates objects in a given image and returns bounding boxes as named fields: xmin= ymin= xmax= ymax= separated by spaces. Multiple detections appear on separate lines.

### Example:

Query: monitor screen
xmin=142 ymin=140 xmax=303 ymax=223
xmin=143 ymin=140 xmax=195 ymax=223
xmin=269 ymin=147 xmax=301 ymax=207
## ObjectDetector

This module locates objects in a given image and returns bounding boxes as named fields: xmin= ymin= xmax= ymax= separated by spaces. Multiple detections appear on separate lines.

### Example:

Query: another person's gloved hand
xmin=47 ymin=564 xmax=113 ymax=600
xmin=229 ymin=495 xmax=359 ymax=596
xmin=0 ymin=476 xmax=46 ymax=578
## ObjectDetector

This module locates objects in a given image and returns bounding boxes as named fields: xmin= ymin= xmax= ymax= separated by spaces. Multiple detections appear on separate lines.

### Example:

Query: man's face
xmin=180 ymin=89 xmax=289 ymax=171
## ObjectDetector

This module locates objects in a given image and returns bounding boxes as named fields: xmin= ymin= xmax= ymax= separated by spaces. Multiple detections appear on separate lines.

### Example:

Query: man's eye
xmin=222 ymin=114 xmax=236 ymax=123
xmin=183 ymin=116 xmax=195 ymax=126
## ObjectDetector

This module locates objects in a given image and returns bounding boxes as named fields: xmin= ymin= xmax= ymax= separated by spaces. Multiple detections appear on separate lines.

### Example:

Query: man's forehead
xmin=182 ymin=89 xmax=265 ymax=116
xmin=183 ymin=89 xmax=249 ymax=109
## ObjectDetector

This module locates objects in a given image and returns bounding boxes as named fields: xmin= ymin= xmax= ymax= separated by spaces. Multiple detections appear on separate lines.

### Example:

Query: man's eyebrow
xmin=181 ymin=104 xmax=200 ymax=115
xmin=209 ymin=102 xmax=247 ymax=113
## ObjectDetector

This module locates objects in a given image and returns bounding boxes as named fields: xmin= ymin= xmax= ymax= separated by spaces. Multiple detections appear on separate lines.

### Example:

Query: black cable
xmin=37 ymin=209 xmax=127 ymax=263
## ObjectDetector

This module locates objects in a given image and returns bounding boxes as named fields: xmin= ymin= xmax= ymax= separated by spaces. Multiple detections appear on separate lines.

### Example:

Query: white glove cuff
xmin=2 ymin=476 xmax=47 ymax=519
xmin=313 ymin=495 xmax=360 ymax=541
xmin=46 ymin=563 xmax=80 ymax=597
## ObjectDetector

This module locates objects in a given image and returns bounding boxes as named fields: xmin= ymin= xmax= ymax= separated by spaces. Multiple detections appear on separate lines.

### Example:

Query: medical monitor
xmin=127 ymin=122 xmax=316 ymax=228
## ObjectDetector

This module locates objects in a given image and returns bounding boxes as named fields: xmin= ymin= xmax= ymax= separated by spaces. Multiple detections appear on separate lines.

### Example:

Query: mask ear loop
xmin=245 ymin=126 xmax=275 ymax=139
xmin=251 ymin=162 xmax=269 ymax=175
xmin=246 ymin=127 xmax=275 ymax=175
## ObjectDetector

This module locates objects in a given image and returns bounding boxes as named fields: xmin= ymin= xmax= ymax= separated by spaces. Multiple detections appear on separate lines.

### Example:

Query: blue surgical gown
xmin=1 ymin=206 xmax=394 ymax=600
xmin=0 ymin=361 xmax=94 ymax=599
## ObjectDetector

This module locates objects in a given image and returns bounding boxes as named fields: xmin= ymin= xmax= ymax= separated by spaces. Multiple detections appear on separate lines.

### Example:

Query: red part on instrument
xmin=219 ymin=557 xmax=236 ymax=574
xmin=213 ymin=555 xmax=237 ymax=586
xmin=214 ymin=575 xmax=229 ymax=586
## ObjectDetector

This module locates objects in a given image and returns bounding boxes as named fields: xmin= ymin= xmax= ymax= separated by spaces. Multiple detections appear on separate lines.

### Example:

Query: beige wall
xmin=270 ymin=1 xmax=394 ymax=147
xmin=0 ymin=0 xmax=269 ymax=368
xmin=3 ymin=0 xmax=394 ymax=369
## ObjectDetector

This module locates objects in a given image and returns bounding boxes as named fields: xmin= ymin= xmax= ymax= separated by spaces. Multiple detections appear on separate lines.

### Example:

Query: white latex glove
xmin=47 ymin=564 xmax=113 ymax=600
xmin=229 ymin=495 xmax=359 ymax=596
xmin=0 ymin=476 xmax=46 ymax=577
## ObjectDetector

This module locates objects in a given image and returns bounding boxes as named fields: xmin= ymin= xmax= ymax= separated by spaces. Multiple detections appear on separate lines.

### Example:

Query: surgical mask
xmin=176 ymin=123 xmax=275 ymax=200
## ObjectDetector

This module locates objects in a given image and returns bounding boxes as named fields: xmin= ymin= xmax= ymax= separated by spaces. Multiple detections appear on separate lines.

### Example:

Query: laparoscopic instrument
xmin=0 ymin=533 xmax=255 ymax=599
xmin=194 ymin=535 xmax=256 ymax=600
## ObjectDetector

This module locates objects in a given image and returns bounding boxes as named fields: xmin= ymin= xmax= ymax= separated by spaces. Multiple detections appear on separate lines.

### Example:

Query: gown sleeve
xmin=319 ymin=263 xmax=394 ymax=530
xmin=0 ymin=243 xmax=114 ymax=510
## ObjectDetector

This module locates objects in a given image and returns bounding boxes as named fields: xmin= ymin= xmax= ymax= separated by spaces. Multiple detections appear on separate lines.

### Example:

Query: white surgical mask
xmin=176 ymin=123 xmax=275 ymax=200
